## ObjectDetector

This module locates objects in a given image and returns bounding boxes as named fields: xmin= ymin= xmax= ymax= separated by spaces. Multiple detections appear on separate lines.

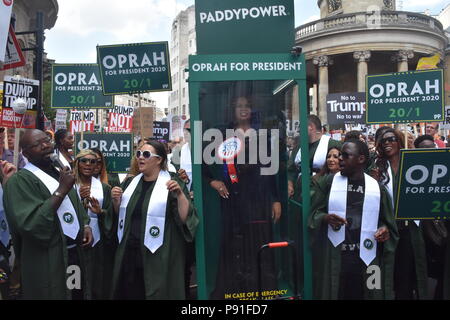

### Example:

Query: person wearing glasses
xmin=309 ymin=140 xmax=397 ymax=299
xmin=73 ymin=149 xmax=113 ymax=300
xmin=425 ymin=122 xmax=445 ymax=148
xmin=3 ymin=129 xmax=92 ymax=299
xmin=109 ymin=140 xmax=198 ymax=299
xmin=371 ymin=128 xmax=428 ymax=300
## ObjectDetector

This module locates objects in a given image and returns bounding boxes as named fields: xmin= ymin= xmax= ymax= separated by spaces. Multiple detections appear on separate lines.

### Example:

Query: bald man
xmin=3 ymin=129 xmax=92 ymax=300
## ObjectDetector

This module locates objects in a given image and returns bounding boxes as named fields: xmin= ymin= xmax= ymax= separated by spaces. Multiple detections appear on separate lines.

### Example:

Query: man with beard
xmin=309 ymin=140 xmax=398 ymax=299
xmin=3 ymin=129 xmax=92 ymax=300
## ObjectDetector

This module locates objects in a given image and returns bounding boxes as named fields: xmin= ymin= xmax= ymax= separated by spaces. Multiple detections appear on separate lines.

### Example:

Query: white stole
xmin=24 ymin=163 xmax=80 ymax=240
xmin=294 ymin=135 xmax=331 ymax=172
xmin=76 ymin=177 xmax=103 ymax=247
xmin=180 ymin=143 xmax=192 ymax=190
xmin=167 ymin=153 xmax=177 ymax=173
xmin=0 ymin=185 xmax=11 ymax=248
xmin=117 ymin=170 xmax=171 ymax=253
xmin=385 ymin=162 xmax=420 ymax=227
xmin=55 ymin=150 xmax=71 ymax=170
xmin=328 ymin=172 xmax=381 ymax=266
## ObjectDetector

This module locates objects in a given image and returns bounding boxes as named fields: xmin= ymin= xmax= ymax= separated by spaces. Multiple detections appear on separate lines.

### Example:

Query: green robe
xmin=309 ymin=174 xmax=399 ymax=300
xmin=370 ymin=163 xmax=429 ymax=299
xmin=3 ymin=169 xmax=90 ymax=300
xmin=83 ymin=182 xmax=114 ymax=300
xmin=444 ymin=222 xmax=450 ymax=300
xmin=109 ymin=173 xmax=198 ymax=299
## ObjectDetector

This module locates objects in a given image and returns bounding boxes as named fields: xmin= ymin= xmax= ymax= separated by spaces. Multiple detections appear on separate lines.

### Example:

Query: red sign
xmin=108 ymin=105 xmax=134 ymax=133
xmin=3 ymin=1 xmax=13 ymax=6
xmin=1 ymin=25 xmax=25 ymax=71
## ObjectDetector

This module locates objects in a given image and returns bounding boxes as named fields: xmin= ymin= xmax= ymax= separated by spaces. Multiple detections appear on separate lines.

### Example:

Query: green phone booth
xmin=188 ymin=53 xmax=313 ymax=300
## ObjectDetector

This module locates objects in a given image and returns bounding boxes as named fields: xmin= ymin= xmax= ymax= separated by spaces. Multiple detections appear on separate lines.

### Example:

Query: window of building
xmin=182 ymin=105 xmax=186 ymax=115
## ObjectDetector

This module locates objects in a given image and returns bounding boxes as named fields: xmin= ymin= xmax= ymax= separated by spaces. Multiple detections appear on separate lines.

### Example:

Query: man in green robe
xmin=109 ymin=173 xmax=198 ymax=300
xmin=3 ymin=129 xmax=92 ymax=300
xmin=309 ymin=140 xmax=398 ymax=299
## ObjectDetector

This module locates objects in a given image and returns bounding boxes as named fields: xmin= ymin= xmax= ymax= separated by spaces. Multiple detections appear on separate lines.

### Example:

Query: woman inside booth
xmin=206 ymin=94 xmax=282 ymax=299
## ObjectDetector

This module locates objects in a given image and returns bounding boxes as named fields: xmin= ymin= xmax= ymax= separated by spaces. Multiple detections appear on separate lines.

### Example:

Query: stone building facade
xmin=295 ymin=0 xmax=449 ymax=127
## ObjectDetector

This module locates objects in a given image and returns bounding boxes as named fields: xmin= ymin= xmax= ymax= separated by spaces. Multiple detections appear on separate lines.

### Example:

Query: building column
xmin=392 ymin=50 xmax=414 ymax=72
xmin=353 ymin=51 xmax=371 ymax=92
xmin=313 ymin=55 xmax=333 ymax=125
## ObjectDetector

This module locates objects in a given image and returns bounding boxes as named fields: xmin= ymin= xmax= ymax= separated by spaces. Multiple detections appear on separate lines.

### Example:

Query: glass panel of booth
xmin=191 ymin=79 xmax=306 ymax=300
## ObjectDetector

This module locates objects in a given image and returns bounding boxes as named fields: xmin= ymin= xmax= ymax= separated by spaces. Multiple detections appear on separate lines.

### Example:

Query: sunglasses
xmin=136 ymin=150 xmax=161 ymax=159
xmin=79 ymin=158 xmax=97 ymax=165
xmin=381 ymin=136 xmax=398 ymax=144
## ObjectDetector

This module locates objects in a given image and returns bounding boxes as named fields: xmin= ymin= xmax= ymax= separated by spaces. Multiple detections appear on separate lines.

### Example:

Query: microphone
xmin=50 ymin=154 xmax=69 ymax=171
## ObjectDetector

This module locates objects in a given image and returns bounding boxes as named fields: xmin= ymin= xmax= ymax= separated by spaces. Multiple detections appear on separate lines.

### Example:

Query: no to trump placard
xmin=366 ymin=69 xmax=444 ymax=124
xmin=51 ymin=64 xmax=114 ymax=109
xmin=395 ymin=148 xmax=450 ymax=220
xmin=327 ymin=92 xmax=366 ymax=126
xmin=97 ymin=42 xmax=172 ymax=95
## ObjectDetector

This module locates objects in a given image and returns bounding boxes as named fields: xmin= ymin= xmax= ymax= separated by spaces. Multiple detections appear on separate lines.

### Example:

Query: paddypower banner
xmin=366 ymin=69 xmax=444 ymax=124
xmin=396 ymin=148 xmax=450 ymax=219
xmin=195 ymin=0 xmax=294 ymax=54
xmin=51 ymin=64 xmax=113 ymax=108
xmin=97 ymin=42 xmax=172 ymax=95
xmin=74 ymin=132 xmax=133 ymax=173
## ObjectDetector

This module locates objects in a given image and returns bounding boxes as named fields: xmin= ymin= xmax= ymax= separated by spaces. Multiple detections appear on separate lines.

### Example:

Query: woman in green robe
xmin=73 ymin=149 xmax=113 ymax=300
xmin=371 ymin=128 xmax=428 ymax=299
xmin=109 ymin=140 xmax=198 ymax=300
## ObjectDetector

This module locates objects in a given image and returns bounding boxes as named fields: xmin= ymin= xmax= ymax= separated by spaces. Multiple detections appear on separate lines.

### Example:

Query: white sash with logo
xmin=76 ymin=177 xmax=103 ymax=247
xmin=294 ymin=135 xmax=331 ymax=173
xmin=0 ymin=185 xmax=11 ymax=247
xmin=385 ymin=162 xmax=420 ymax=227
xmin=180 ymin=143 xmax=192 ymax=190
xmin=24 ymin=163 xmax=80 ymax=240
xmin=117 ymin=171 xmax=171 ymax=253
xmin=328 ymin=172 xmax=381 ymax=266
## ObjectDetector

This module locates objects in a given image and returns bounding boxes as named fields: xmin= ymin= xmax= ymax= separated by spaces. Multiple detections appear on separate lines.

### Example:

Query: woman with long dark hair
xmin=372 ymin=128 xmax=428 ymax=300
xmin=54 ymin=129 xmax=74 ymax=169
xmin=110 ymin=140 xmax=198 ymax=299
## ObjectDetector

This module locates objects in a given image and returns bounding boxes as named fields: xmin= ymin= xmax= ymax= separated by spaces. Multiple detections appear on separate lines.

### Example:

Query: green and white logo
xmin=149 ymin=226 xmax=160 ymax=238
xmin=363 ymin=239 xmax=374 ymax=250
xmin=63 ymin=212 xmax=74 ymax=224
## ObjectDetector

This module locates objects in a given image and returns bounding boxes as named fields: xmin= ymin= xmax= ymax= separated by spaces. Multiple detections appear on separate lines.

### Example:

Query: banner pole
xmin=404 ymin=123 xmax=409 ymax=149
xmin=138 ymin=93 xmax=144 ymax=140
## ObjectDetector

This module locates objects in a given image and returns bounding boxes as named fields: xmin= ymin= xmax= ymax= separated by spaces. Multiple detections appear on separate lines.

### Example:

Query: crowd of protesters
xmin=0 ymin=117 xmax=448 ymax=300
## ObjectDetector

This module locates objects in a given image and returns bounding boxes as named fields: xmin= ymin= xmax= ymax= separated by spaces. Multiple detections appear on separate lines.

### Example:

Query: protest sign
xmin=395 ymin=148 xmax=450 ymax=219
xmin=0 ymin=0 xmax=13 ymax=65
xmin=366 ymin=69 xmax=444 ymax=124
xmin=97 ymin=42 xmax=172 ymax=95
xmin=327 ymin=92 xmax=366 ymax=126
xmin=108 ymin=105 xmax=134 ymax=132
xmin=1 ymin=76 xmax=39 ymax=128
xmin=69 ymin=109 xmax=96 ymax=134
xmin=167 ymin=114 xmax=187 ymax=140
xmin=51 ymin=64 xmax=113 ymax=108
xmin=441 ymin=106 xmax=450 ymax=130
xmin=132 ymin=107 xmax=154 ymax=138
xmin=152 ymin=121 xmax=170 ymax=141
xmin=1 ymin=25 xmax=25 ymax=71
xmin=55 ymin=109 xmax=68 ymax=131
xmin=74 ymin=132 xmax=133 ymax=173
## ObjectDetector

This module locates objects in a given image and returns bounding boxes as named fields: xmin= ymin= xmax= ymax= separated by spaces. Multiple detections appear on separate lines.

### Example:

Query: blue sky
xmin=45 ymin=0 xmax=449 ymax=108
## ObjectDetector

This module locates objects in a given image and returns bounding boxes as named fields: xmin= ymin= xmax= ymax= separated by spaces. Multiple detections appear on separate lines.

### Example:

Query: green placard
xmin=97 ymin=42 xmax=172 ymax=95
xmin=366 ymin=69 xmax=444 ymax=124
xmin=195 ymin=0 xmax=294 ymax=55
xmin=395 ymin=148 xmax=450 ymax=220
xmin=74 ymin=132 xmax=133 ymax=173
xmin=188 ymin=53 xmax=306 ymax=82
xmin=51 ymin=64 xmax=114 ymax=109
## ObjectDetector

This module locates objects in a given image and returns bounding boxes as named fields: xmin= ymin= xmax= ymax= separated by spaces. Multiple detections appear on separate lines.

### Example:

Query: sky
xmin=45 ymin=0 xmax=449 ymax=110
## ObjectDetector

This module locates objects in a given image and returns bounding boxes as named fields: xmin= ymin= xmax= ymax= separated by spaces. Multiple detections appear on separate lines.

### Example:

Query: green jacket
xmin=3 ymin=169 xmax=90 ymax=300
xmin=309 ymin=174 xmax=399 ymax=300
xmin=109 ymin=173 xmax=198 ymax=299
